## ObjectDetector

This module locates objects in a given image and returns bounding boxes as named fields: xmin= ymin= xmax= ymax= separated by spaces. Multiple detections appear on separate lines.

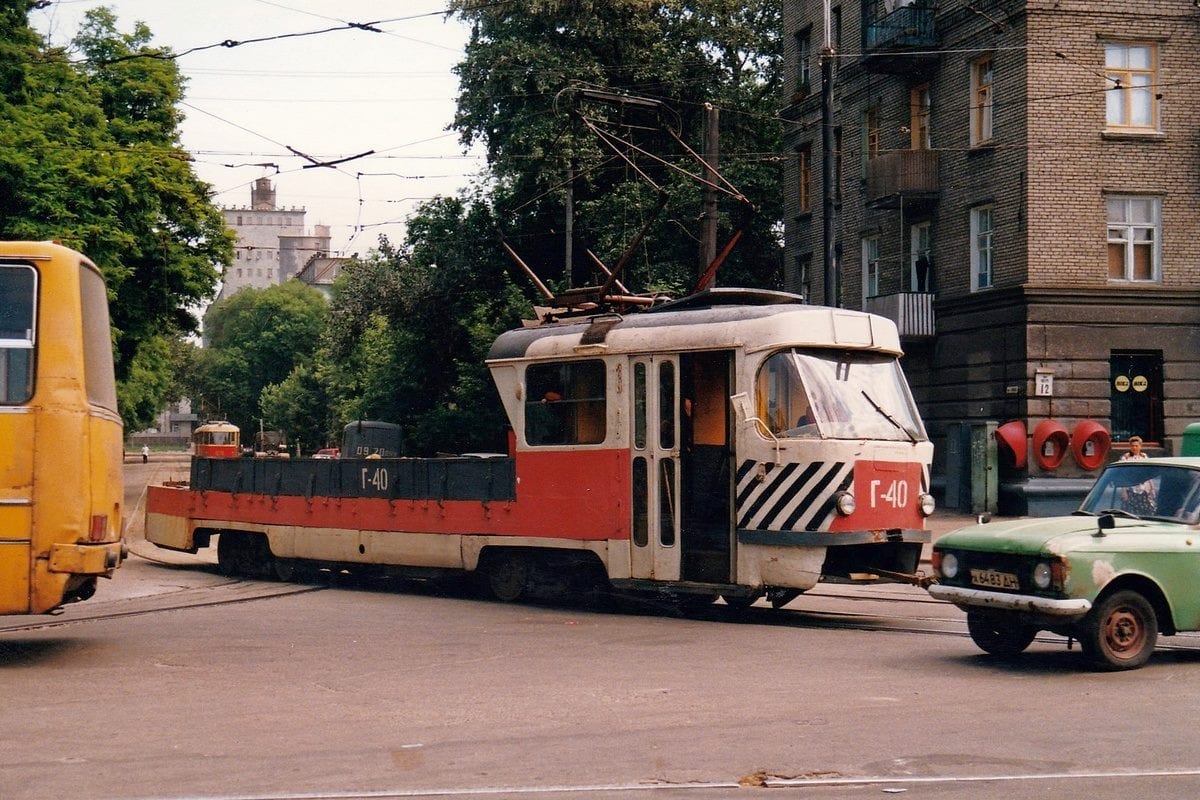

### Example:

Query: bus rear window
xmin=0 ymin=263 xmax=36 ymax=404
xmin=79 ymin=264 xmax=118 ymax=413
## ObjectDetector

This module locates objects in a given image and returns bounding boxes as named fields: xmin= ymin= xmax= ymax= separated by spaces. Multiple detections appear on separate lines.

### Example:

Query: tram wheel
xmin=217 ymin=532 xmax=271 ymax=578
xmin=272 ymin=557 xmax=299 ymax=582
xmin=721 ymin=593 xmax=759 ymax=611
xmin=216 ymin=532 xmax=243 ymax=576
xmin=484 ymin=551 xmax=529 ymax=602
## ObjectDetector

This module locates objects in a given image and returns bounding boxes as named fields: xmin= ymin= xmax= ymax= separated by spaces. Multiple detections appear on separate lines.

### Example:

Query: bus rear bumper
xmin=48 ymin=541 xmax=123 ymax=574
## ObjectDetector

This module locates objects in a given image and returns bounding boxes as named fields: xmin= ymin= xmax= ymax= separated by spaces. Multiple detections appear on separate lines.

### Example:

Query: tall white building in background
xmin=218 ymin=177 xmax=332 ymax=300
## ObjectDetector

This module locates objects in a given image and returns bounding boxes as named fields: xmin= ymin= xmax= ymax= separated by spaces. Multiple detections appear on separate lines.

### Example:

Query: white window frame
xmin=970 ymin=206 xmax=993 ymax=291
xmin=1105 ymin=42 xmax=1159 ymax=131
xmin=1106 ymin=195 xmax=1161 ymax=283
xmin=970 ymin=56 xmax=994 ymax=146
xmin=862 ymin=235 xmax=881 ymax=299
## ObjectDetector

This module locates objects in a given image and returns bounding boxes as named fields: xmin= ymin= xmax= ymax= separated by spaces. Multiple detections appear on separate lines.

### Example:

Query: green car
xmin=930 ymin=457 xmax=1200 ymax=670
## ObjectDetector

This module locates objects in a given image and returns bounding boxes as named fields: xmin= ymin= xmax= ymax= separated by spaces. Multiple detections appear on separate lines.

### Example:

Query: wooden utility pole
xmin=821 ymin=0 xmax=839 ymax=307
xmin=700 ymin=103 xmax=720 ymax=279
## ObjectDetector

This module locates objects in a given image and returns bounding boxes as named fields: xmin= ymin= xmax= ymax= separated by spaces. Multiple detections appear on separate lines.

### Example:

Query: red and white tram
xmin=145 ymin=289 xmax=934 ymax=606
xmin=191 ymin=420 xmax=240 ymax=459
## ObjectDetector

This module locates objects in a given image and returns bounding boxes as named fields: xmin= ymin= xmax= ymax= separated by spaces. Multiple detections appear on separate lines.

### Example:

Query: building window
xmin=862 ymin=235 xmax=881 ymax=298
xmin=797 ymin=145 xmax=812 ymax=213
xmin=1107 ymin=195 xmax=1160 ymax=282
xmin=795 ymin=30 xmax=811 ymax=96
xmin=970 ymin=205 xmax=993 ymax=291
xmin=793 ymin=254 xmax=812 ymax=300
xmin=910 ymin=84 xmax=930 ymax=149
xmin=1105 ymin=43 xmax=1158 ymax=131
xmin=970 ymin=56 xmax=993 ymax=145
xmin=910 ymin=221 xmax=932 ymax=292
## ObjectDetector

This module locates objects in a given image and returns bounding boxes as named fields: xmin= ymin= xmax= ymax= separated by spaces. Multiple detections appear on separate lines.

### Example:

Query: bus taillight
xmin=89 ymin=514 xmax=107 ymax=542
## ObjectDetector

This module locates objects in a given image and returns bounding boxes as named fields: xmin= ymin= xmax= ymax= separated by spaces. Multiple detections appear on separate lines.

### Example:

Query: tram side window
xmin=525 ymin=360 xmax=607 ymax=446
xmin=79 ymin=264 xmax=118 ymax=412
xmin=0 ymin=264 xmax=36 ymax=404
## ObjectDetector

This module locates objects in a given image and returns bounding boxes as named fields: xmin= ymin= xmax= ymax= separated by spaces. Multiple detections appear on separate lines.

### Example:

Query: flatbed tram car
xmin=145 ymin=290 xmax=934 ymax=606
xmin=0 ymin=241 xmax=124 ymax=615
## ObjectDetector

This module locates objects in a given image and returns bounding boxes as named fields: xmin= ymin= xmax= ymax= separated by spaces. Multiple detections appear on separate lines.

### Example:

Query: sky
xmin=33 ymin=1 xmax=485 ymax=256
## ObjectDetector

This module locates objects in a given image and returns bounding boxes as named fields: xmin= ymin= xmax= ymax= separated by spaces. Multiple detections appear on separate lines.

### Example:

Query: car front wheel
xmin=1079 ymin=589 xmax=1158 ymax=671
xmin=966 ymin=609 xmax=1038 ymax=657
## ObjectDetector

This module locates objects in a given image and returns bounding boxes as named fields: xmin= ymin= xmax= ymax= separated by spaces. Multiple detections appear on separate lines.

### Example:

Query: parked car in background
xmin=929 ymin=457 xmax=1200 ymax=671
xmin=313 ymin=448 xmax=340 ymax=459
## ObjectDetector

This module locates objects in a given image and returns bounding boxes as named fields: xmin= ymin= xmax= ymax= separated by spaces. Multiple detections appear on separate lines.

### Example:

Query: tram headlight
xmin=1032 ymin=561 xmax=1052 ymax=590
xmin=918 ymin=493 xmax=936 ymax=516
xmin=835 ymin=491 xmax=856 ymax=516
xmin=939 ymin=552 xmax=959 ymax=579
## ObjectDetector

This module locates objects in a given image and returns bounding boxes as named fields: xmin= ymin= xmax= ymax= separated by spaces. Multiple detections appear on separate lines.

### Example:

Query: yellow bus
xmin=0 ymin=241 xmax=125 ymax=614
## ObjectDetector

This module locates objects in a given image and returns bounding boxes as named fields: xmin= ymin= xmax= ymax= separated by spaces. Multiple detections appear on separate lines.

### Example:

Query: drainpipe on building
xmin=821 ymin=0 xmax=839 ymax=308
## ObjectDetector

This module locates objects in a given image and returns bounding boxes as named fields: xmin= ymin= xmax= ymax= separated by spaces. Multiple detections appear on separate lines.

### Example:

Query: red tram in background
xmin=191 ymin=421 xmax=240 ymax=459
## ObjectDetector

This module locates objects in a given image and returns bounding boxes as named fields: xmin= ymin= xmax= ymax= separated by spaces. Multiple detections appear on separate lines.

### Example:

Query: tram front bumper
xmin=48 ymin=541 xmax=124 ymax=574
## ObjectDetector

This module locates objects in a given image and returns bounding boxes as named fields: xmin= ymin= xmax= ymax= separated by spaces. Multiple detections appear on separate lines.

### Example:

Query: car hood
xmin=934 ymin=515 xmax=1184 ymax=556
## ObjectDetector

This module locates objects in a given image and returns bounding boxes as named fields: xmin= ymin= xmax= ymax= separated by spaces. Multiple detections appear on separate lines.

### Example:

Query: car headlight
xmin=918 ymin=493 xmax=936 ymax=516
xmin=835 ymin=491 xmax=856 ymax=516
xmin=1032 ymin=561 xmax=1052 ymax=590
xmin=939 ymin=552 xmax=959 ymax=579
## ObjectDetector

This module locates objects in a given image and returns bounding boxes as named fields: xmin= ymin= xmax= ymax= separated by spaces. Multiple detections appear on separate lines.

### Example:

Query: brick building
xmin=781 ymin=0 xmax=1200 ymax=513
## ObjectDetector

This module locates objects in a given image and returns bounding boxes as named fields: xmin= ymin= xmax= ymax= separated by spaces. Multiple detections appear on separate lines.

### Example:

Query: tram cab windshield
xmin=757 ymin=348 xmax=926 ymax=442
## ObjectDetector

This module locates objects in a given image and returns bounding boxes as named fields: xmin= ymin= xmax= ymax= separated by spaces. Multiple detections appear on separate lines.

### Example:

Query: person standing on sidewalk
xmin=141 ymin=444 xmax=149 ymax=464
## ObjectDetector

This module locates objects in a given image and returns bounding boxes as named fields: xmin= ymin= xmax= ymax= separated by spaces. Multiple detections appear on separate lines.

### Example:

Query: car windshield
xmin=1080 ymin=463 xmax=1200 ymax=523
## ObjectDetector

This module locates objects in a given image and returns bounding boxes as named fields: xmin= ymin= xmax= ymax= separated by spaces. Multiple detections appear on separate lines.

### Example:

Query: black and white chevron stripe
xmin=735 ymin=459 xmax=854 ymax=533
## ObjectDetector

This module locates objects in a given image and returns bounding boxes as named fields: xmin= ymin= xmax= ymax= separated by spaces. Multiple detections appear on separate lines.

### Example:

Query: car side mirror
xmin=1096 ymin=513 xmax=1116 ymax=537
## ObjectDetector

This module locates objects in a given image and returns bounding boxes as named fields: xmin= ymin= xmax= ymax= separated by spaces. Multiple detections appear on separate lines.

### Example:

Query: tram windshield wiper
xmin=860 ymin=390 xmax=917 ymax=443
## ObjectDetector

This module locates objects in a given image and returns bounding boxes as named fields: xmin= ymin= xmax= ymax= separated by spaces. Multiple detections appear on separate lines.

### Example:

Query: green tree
xmin=321 ymin=201 xmax=530 ymax=456
xmin=260 ymin=364 xmax=333 ymax=453
xmin=0 ymin=6 xmax=231 ymax=431
xmin=450 ymin=0 xmax=783 ymax=296
xmin=192 ymin=281 xmax=328 ymax=436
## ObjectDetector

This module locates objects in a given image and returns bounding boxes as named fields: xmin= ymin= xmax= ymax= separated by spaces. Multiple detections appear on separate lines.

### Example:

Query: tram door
xmin=630 ymin=356 xmax=681 ymax=581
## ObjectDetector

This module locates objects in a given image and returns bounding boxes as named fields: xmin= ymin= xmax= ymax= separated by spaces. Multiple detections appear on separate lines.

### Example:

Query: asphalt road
xmin=3 ymin=460 xmax=1200 ymax=800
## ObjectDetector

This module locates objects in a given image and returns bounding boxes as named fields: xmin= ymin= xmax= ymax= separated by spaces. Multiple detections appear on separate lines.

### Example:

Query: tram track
xmin=6 ymin=561 xmax=1200 ymax=655
xmin=0 ymin=577 xmax=324 ymax=634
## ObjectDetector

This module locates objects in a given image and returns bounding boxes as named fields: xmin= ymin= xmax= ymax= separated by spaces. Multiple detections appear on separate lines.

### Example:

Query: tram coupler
xmin=865 ymin=567 xmax=937 ymax=589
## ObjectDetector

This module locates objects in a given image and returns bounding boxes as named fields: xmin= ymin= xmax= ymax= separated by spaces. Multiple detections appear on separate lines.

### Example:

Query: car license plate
xmin=970 ymin=568 xmax=1020 ymax=590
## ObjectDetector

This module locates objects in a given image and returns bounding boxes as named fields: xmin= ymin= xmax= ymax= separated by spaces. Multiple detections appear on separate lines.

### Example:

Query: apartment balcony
xmin=865 ymin=149 xmax=939 ymax=209
xmin=864 ymin=292 xmax=936 ymax=340
xmin=862 ymin=4 xmax=939 ymax=75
